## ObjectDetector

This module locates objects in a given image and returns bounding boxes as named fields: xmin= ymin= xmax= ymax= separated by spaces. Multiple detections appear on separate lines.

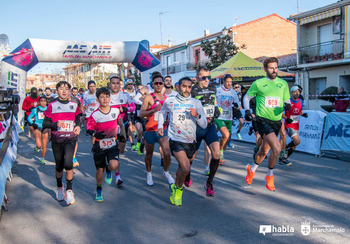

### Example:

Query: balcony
xmin=161 ymin=61 xmax=209 ymax=75
xmin=299 ymin=40 xmax=344 ymax=64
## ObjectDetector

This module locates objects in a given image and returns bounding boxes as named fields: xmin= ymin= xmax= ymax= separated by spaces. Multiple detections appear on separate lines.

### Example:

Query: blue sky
xmin=0 ymin=0 xmax=337 ymax=73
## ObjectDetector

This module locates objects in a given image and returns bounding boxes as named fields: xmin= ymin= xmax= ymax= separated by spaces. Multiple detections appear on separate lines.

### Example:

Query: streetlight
xmin=159 ymin=11 xmax=170 ymax=47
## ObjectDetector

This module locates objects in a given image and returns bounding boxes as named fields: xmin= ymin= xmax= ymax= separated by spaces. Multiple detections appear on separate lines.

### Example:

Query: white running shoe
xmin=163 ymin=171 xmax=175 ymax=185
xmin=65 ymin=190 xmax=75 ymax=205
xmin=116 ymin=175 xmax=123 ymax=186
xmin=56 ymin=187 xmax=65 ymax=202
xmin=147 ymin=173 xmax=154 ymax=186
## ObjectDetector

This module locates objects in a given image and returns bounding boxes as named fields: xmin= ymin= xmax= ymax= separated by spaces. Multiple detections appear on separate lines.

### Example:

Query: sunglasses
xmin=153 ymin=82 xmax=164 ymax=86
xmin=234 ymin=86 xmax=240 ymax=89
xmin=200 ymin=76 xmax=211 ymax=81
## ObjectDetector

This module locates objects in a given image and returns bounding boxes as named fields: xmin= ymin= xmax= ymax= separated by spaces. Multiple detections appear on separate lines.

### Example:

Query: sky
xmin=0 ymin=0 xmax=337 ymax=74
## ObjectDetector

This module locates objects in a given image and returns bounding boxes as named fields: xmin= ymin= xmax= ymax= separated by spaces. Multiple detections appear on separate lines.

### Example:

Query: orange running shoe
xmin=265 ymin=175 xmax=275 ymax=191
xmin=245 ymin=164 xmax=255 ymax=185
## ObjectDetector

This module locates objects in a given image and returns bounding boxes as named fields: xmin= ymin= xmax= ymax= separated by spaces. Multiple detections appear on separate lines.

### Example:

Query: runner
xmin=190 ymin=66 xmax=221 ymax=195
xmin=43 ymin=81 xmax=81 ymax=205
xmin=164 ymin=76 xmax=178 ymax=98
xmin=71 ymin=87 xmax=85 ymax=167
xmin=22 ymin=87 xmax=40 ymax=137
xmin=132 ymin=85 xmax=146 ymax=155
xmin=215 ymin=74 xmax=240 ymax=164
xmin=44 ymin=87 xmax=56 ymax=103
xmin=124 ymin=79 xmax=138 ymax=151
xmin=140 ymin=73 xmax=174 ymax=186
xmin=243 ymin=57 xmax=291 ymax=191
xmin=27 ymin=96 xmax=49 ymax=164
xmin=87 ymin=87 xmax=122 ymax=202
xmin=83 ymin=80 xmax=99 ymax=129
xmin=158 ymin=77 xmax=207 ymax=206
xmin=279 ymin=85 xmax=308 ymax=165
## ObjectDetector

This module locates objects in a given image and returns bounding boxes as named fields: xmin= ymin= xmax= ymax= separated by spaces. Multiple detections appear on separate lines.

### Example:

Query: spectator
xmin=334 ymin=87 xmax=349 ymax=112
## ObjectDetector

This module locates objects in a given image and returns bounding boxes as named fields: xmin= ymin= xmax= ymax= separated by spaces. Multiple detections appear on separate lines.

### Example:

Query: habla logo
xmin=12 ymin=48 xmax=34 ymax=66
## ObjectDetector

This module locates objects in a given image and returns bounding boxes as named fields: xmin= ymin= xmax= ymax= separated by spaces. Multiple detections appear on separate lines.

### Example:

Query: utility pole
xmin=159 ymin=11 xmax=170 ymax=47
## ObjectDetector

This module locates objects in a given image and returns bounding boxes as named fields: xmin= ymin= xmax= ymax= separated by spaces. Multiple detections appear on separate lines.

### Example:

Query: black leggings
xmin=52 ymin=141 xmax=76 ymax=172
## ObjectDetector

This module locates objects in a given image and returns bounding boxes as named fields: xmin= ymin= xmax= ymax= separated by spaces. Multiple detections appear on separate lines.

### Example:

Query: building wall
xmin=301 ymin=64 xmax=350 ymax=110
xmin=233 ymin=14 xmax=296 ymax=58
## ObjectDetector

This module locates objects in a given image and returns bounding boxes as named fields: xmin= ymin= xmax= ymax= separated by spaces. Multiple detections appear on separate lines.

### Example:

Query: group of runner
xmin=25 ymin=56 xmax=307 ymax=206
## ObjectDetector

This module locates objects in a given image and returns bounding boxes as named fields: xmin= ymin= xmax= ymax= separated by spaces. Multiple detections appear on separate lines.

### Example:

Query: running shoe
xmin=219 ymin=151 xmax=225 ymax=165
xmin=265 ymin=175 xmax=275 ymax=191
xmin=105 ymin=171 xmax=112 ymax=185
xmin=172 ymin=187 xmax=183 ymax=206
xmin=205 ymin=182 xmax=215 ymax=197
xmin=65 ymin=190 xmax=75 ymax=205
xmin=137 ymin=149 xmax=143 ymax=156
xmin=95 ymin=189 xmax=103 ymax=202
xmin=245 ymin=164 xmax=255 ymax=185
xmin=201 ymin=167 xmax=210 ymax=175
xmin=169 ymin=184 xmax=176 ymax=204
xmin=236 ymin=132 xmax=242 ymax=140
xmin=131 ymin=144 xmax=136 ymax=151
xmin=163 ymin=171 xmax=175 ymax=185
xmin=147 ymin=173 xmax=154 ymax=186
xmin=227 ymin=141 xmax=235 ymax=148
xmin=116 ymin=175 xmax=123 ymax=186
xmin=34 ymin=147 xmax=40 ymax=152
xmin=248 ymin=126 xmax=254 ymax=136
xmin=73 ymin=157 xmax=79 ymax=167
xmin=39 ymin=158 xmax=46 ymax=165
xmin=56 ymin=187 xmax=65 ymax=202
xmin=279 ymin=157 xmax=292 ymax=166
xmin=184 ymin=177 xmax=191 ymax=188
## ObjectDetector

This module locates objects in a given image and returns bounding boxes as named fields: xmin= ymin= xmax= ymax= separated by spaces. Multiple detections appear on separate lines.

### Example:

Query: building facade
xmin=289 ymin=0 xmax=350 ymax=110
xmin=26 ymin=73 xmax=66 ymax=91
xmin=158 ymin=14 xmax=297 ymax=82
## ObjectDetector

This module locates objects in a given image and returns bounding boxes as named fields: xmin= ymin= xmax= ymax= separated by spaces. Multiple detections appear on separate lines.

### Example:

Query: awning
xmin=299 ymin=8 xmax=340 ymax=25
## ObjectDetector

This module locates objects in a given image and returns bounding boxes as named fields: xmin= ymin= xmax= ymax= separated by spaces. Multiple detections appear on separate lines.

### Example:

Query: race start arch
xmin=0 ymin=38 xmax=161 ymax=125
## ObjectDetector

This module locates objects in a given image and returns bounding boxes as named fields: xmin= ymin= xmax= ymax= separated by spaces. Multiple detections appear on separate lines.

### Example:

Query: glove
xmin=284 ymin=103 xmax=291 ymax=111
xmin=232 ymin=102 xmax=239 ymax=108
xmin=301 ymin=113 xmax=308 ymax=118
xmin=213 ymin=106 xmax=221 ymax=119
xmin=32 ymin=124 xmax=38 ymax=130
xmin=244 ymin=109 xmax=253 ymax=121
xmin=94 ymin=131 xmax=106 ymax=140
xmin=119 ymin=106 xmax=128 ymax=113
xmin=286 ymin=118 xmax=293 ymax=124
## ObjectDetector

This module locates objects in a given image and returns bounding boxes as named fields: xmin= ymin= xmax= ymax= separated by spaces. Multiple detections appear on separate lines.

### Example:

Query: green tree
xmin=132 ymin=69 xmax=141 ymax=86
xmin=201 ymin=35 xmax=245 ymax=70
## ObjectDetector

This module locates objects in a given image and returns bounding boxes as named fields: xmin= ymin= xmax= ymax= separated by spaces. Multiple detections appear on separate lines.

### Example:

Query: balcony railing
xmin=161 ymin=61 xmax=210 ymax=75
xmin=299 ymin=40 xmax=344 ymax=64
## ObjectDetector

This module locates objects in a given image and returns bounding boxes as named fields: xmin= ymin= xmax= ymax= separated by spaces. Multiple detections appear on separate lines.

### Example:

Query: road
xmin=1 ymin=132 xmax=349 ymax=244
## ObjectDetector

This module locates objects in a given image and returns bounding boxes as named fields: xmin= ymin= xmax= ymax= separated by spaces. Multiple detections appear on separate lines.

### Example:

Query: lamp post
xmin=159 ymin=11 xmax=170 ymax=47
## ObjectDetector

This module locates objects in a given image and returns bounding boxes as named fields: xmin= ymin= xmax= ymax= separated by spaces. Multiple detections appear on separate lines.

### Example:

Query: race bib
xmin=58 ymin=121 xmax=74 ymax=132
xmin=38 ymin=112 xmax=45 ymax=120
xmin=265 ymin=97 xmax=280 ymax=108
xmin=290 ymin=115 xmax=299 ymax=123
xmin=222 ymin=110 xmax=232 ymax=119
xmin=204 ymin=105 xmax=215 ymax=118
xmin=173 ymin=111 xmax=191 ymax=125
xmin=99 ymin=137 xmax=116 ymax=149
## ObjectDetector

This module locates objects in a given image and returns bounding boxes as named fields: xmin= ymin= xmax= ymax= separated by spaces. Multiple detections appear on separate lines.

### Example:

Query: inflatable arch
xmin=0 ymin=38 xmax=161 ymax=124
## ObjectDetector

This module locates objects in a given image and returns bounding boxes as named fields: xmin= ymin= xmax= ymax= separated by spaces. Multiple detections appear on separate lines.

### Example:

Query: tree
xmin=132 ymin=69 xmax=141 ymax=86
xmin=201 ymin=35 xmax=246 ymax=70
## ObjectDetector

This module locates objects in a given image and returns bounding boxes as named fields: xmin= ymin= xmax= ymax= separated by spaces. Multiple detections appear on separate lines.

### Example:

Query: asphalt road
xmin=1 ymin=132 xmax=349 ymax=244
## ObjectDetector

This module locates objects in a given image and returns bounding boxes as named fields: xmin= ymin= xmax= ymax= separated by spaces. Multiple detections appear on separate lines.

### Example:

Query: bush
xmin=319 ymin=86 xmax=337 ymax=103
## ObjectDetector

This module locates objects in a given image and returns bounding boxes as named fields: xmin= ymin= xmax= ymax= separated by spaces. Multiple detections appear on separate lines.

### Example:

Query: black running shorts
xmin=169 ymin=139 xmax=197 ymax=159
xmin=92 ymin=143 xmax=120 ymax=169
xmin=256 ymin=116 xmax=282 ymax=138
xmin=52 ymin=140 xmax=76 ymax=172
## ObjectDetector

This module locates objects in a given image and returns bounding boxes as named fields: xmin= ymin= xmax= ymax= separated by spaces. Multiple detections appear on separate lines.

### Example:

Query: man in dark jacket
xmin=334 ymin=87 xmax=349 ymax=112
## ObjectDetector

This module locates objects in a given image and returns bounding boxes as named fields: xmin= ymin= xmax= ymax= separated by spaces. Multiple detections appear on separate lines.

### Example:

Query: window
xmin=309 ymin=77 xmax=327 ymax=99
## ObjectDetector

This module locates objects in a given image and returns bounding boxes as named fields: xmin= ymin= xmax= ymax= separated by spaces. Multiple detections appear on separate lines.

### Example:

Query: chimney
xmin=204 ymin=30 xmax=210 ymax=36
xmin=168 ymin=39 xmax=172 ymax=47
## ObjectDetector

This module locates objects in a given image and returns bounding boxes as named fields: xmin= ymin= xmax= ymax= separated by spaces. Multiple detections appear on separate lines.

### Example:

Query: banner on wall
xmin=286 ymin=110 xmax=327 ymax=155
xmin=321 ymin=112 xmax=350 ymax=153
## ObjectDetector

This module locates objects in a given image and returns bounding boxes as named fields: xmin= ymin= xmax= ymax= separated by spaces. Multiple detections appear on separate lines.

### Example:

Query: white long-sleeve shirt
xmin=158 ymin=96 xmax=207 ymax=143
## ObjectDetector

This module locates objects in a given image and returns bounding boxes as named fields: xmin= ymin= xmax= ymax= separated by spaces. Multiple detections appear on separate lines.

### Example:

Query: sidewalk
xmin=0 ymin=134 xmax=349 ymax=243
